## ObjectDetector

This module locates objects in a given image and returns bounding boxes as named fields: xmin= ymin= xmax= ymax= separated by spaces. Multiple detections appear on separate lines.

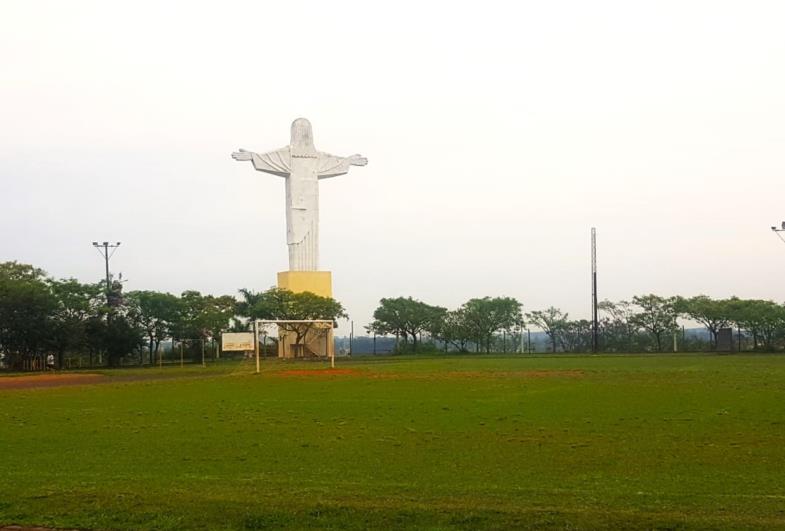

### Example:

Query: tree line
xmin=370 ymin=294 xmax=785 ymax=353
xmin=0 ymin=261 xmax=345 ymax=370
xmin=370 ymin=296 xmax=524 ymax=353
xmin=5 ymin=259 xmax=785 ymax=369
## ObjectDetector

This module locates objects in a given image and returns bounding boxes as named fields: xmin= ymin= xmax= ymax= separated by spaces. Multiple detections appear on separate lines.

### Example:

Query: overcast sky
xmin=2 ymin=1 xmax=785 ymax=331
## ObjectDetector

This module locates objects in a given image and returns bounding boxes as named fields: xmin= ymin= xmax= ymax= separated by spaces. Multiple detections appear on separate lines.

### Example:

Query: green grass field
xmin=2 ymin=354 xmax=785 ymax=530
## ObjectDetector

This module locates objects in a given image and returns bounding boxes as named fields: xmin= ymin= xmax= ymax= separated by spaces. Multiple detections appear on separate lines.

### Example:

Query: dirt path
xmin=277 ymin=368 xmax=363 ymax=377
xmin=0 ymin=373 xmax=107 ymax=390
xmin=0 ymin=367 xmax=237 ymax=391
xmin=1 ymin=526 xmax=80 ymax=531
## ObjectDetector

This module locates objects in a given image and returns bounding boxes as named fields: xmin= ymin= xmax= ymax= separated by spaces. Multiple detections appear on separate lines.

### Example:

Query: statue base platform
xmin=277 ymin=271 xmax=332 ymax=298
xmin=276 ymin=271 xmax=333 ymax=359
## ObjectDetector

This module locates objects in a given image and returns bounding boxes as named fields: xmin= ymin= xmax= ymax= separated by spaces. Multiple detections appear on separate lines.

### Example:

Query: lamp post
xmin=92 ymin=241 xmax=121 ymax=301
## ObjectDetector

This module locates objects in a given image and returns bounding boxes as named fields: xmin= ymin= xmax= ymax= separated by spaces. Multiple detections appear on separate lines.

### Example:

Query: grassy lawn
xmin=1 ymin=354 xmax=785 ymax=529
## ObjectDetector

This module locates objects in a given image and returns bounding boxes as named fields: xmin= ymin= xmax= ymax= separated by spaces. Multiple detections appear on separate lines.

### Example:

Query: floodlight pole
xmin=91 ymin=241 xmax=121 ymax=301
xmin=591 ymin=228 xmax=599 ymax=353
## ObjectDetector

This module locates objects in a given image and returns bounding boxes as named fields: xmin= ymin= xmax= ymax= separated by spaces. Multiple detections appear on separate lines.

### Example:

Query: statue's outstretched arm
xmin=232 ymin=147 xmax=291 ymax=177
xmin=317 ymin=153 xmax=368 ymax=179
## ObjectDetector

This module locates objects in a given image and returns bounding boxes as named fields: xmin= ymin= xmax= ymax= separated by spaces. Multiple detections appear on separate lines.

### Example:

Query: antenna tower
xmin=591 ymin=228 xmax=598 ymax=353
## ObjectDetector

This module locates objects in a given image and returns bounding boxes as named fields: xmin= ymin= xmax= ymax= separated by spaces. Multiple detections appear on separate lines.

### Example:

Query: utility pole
xmin=92 ymin=241 xmax=121 ymax=301
xmin=591 ymin=228 xmax=598 ymax=353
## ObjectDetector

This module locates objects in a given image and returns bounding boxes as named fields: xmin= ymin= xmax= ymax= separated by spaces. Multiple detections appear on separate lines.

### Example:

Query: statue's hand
xmin=348 ymin=154 xmax=368 ymax=166
xmin=232 ymin=149 xmax=253 ymax=161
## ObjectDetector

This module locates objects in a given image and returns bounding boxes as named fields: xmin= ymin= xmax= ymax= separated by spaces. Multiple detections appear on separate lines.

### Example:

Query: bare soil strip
xmin=0 ymin=373 xmax=106 ymax=390
xmin=277 ymin=368 xmax=362 ymax=377
xmin=0 ymin=370 xmax=226 ymax=391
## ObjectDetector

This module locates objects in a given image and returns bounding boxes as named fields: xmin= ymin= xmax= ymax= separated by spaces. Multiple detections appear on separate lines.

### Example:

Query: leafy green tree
xmin=48 ymin=279 xmax=103 ymax=368
xmin=560 ymin=319 xmax=593 ymax=352
xmin=675 ymin=295 xmax=732 ymax=350
xmin=0 ymin=262 xmax=58 ymax=367
xmin=201 ymin=295 xmax=237 ymax=345
xmin=127 ymin=290 xmax=181 ymax=363
xmin=597 ymin=300 xmax=641 ymax=352
xmin=372 ymin=297 xmax=446 ymax=352
xmin=83 ymin=315 xmax=106 ymax=367
xmin=728 ymin=299 xmax=785 ymax=351
xmin=526 ymin=307 xmax=568 ymax=353
xmin=461 ymin=297 xmax=523 ymax=353
xmin=168 ymin=291 xmax=237 ymax=361
xmin=96 ymin=314 xmax=145 ymax=367
xmin=433 ymin=309 xmax=473 ymax=352
xmin=630 ymin=294 xmax=678 ymax=352
xmin=239 ymin=287 xmax=347 ymax=350
xmin=175 ymin=290 xmax=206 ymax=341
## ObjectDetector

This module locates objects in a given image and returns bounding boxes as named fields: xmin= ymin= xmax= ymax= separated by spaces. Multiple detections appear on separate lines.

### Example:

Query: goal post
xmin=253 ymin=319 xmax=336 ymax=371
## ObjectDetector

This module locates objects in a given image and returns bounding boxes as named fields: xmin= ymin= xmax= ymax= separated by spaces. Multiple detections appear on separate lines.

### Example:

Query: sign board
xmin=717 ymin=328 xmax=734 ymax=352
xmin=222 ymin=332 xmax=254 ymax=351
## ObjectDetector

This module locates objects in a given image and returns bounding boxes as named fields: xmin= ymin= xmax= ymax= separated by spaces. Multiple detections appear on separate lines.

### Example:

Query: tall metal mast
xmin=92 ymin=241 xmax=121 ymax=302
xmin=591 ymin=228 xmax=598 ymax=353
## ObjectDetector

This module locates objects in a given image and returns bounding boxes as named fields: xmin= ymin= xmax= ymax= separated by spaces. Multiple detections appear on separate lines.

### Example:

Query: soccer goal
xmin=253 ymin=319 xmax=336 ymax=372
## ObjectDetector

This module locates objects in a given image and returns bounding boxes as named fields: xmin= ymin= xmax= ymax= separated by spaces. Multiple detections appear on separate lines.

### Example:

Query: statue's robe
xmin=249 ymin=147 xmax=356 ymax=271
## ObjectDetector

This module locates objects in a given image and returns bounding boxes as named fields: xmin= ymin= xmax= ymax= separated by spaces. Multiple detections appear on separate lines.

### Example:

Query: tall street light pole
xmin=92 ymin=241 xmax=121 ymax=300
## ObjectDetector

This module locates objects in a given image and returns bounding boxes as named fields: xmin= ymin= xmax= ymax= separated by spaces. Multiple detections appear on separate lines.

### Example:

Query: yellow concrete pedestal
xmin=277 ymin=271 xmax=332 ymax=298
xmin=276 ymin=271 xmax=334 ymax=359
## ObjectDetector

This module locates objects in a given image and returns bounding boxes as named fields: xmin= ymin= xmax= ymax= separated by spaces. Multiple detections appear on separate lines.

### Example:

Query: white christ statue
xmin=232 ymin=118 xmax=367 ymax=271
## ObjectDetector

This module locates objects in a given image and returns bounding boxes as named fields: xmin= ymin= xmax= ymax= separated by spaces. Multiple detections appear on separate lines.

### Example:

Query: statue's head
xmin=290 ymin=118 xmax=316 ymax=157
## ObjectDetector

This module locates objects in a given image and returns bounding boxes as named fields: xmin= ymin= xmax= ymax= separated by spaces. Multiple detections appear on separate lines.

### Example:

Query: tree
xmin=433 ymin=309 xmax=473 ymax=352
xmin=728 ymin=299 xmax=785 ymax=351
xmin=100 ymin=314 xmax=145 ymax=367
xmin=630 ymin=294 xmax=677 ymax=352
xmin=0 ymin=262 xmax=58 ymax=368
xmin=240 ymin=288 xmax=348 ymax=352
xmin=279 ymin=291 xmax=347 ymax=348
xmin=371 ymin=297 xmax=446 ymax=352
xmin=127 ymin=290 xmax=181 ymax=364
xmin=201 ymin=295 xmax=237 ymax=346
xmin=598 ymin=300 xmax=641 ymax=352
xmin=49 ymin=279 xmax=103 ymax=368
xmin=675 ymin=295 xmax=732 ymax=350
xmin=560 ymin=319 xmax=593 ymax=352
xmin=167 ymin=290 xmax=237 ymax=362
xmin=526 ymin=307 xmax=568 ymax=353
xmin=175 ymin=290 xmax=207 ymax=341
xmin=461 ymin=297 xmax=523 ymax=353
